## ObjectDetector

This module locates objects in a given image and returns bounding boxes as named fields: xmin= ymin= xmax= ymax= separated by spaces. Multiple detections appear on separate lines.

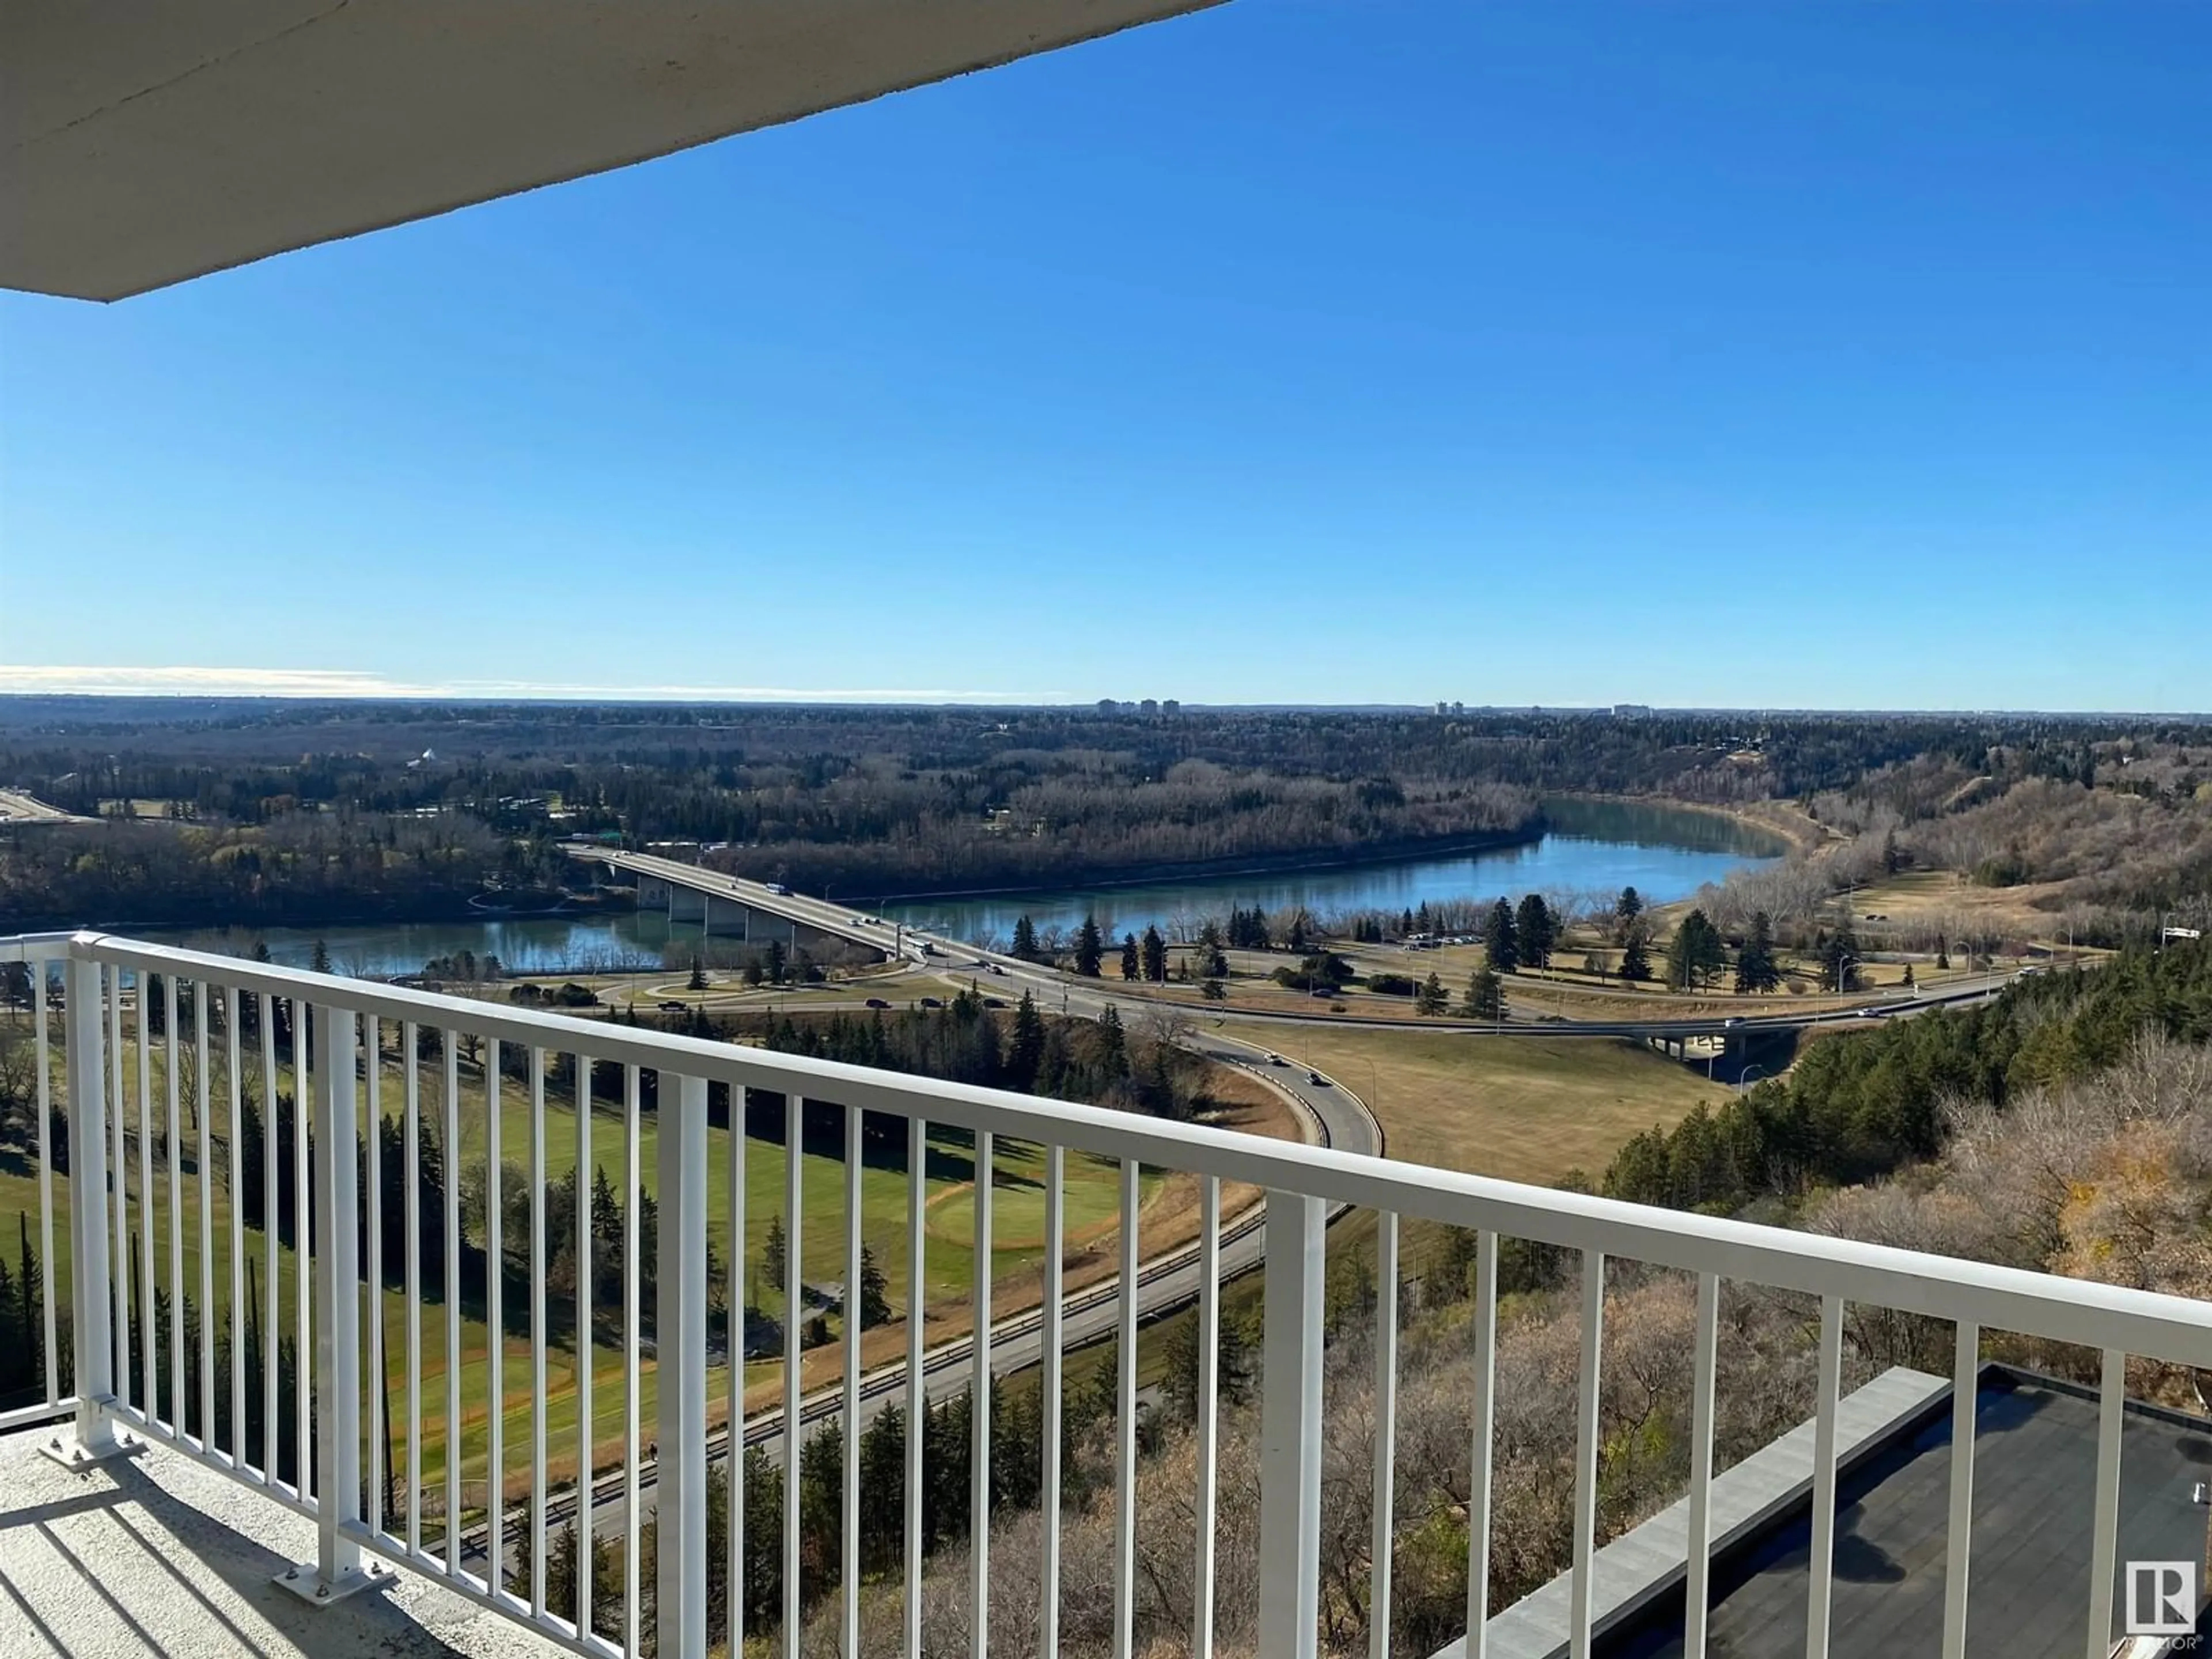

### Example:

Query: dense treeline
xmin=9 ymin=699 xmax=2202 ymax=926
xmin=1603 ymin=940 xmax=2212 ymax=1210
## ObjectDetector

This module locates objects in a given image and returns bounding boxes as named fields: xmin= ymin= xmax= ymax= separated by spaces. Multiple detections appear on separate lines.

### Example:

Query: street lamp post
xmin=1740 ymin=1063 xmax=1766 ymax=1094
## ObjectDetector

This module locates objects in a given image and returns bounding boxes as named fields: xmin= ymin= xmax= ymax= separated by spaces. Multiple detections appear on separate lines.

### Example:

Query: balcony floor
xmin=0 ymin=1425 xmax=563 ymax=1659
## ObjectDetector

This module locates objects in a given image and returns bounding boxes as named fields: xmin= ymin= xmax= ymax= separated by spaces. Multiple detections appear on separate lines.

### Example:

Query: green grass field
xmin=0 ymin=1018 xmax=1141 ymax=1513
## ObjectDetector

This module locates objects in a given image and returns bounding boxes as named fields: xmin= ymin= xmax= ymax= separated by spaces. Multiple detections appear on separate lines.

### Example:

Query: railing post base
xmin=272 ymin=1558 xmax=385 ymax=1606
xmin=39 ymin=1420 xmax=142 ymax=1469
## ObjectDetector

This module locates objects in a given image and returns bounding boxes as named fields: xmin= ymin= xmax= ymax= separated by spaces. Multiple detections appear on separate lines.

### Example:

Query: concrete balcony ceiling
xmin=1 ymin=0 xmax=1217 ymax=302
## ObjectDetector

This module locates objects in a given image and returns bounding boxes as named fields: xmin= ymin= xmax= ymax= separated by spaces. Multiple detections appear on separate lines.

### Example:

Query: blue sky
xmin=3 ymin=2 xmax=2206 ymax=711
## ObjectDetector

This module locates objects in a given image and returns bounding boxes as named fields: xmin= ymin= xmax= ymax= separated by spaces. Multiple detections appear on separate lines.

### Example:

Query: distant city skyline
xmin=2 ymin=3 xmax=2206 ymax=712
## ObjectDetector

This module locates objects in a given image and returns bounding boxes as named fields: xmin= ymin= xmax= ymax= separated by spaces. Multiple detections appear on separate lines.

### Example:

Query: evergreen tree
xmin=1120 ymin=934 xmax=1140 ymax=980
xmin=1621 ymin=924 xmax=1654 ymax=983
xmin=1515 ymin=893 xmax=1556 ymax=969
xmin=1666 ymin=909 xmax=1728 ymax=991
xmin=856 ymin=1244 xmax=892 ymax=1329
xmin=766 ymin=939 xmax=787 ymax=983
xmin=1463 ymin=966 xmax=1506 ymax=1021
xmin=1733 ymin=911 xmax=1782 ymax=994
xmin=1200 ymin=978 xmax=1228 ymax=1002
xmin=762 ymin=1213 xmax=787 ymax=1297
xmin=1011 ymin=915 xmax=1039 ymax=962
xmin=1612 ymin=887 xmax=1644 ymax=944
xmin=1484 ymin=899 xmax=1519 ymax=973
xmin=1140 ymin=925 xmax=1168 ymax=983
xmin=1075 ymin=914 xmax=1104 ymax=978
xmin=1006 ymin=992 xmax=1046 ymax=1092
xmin=1416 ymin=971 xmax=1448 ymax=1015
xmin=1821 ymin=924 xmax=1862 ymax=992
xmin=310 ymin=938 xmax=331 ymax=975
xmin=1286 ymin=910 xmax=1309 ymax=953
xmin=1097 ymin=1005 xmax=1127 ymax=1078
xmin=688 ymin=956 xmax=709 ymax=992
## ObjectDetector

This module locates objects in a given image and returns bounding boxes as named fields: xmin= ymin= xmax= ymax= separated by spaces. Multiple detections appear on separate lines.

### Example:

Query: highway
xmin=477 ymin=846 xmax=2016 ymax=1574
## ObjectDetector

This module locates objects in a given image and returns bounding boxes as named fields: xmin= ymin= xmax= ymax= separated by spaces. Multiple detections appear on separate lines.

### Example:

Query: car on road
xmin=1724 ymin=1016 xmax=1745 ymax=1028
xmin=1265 ymin=1052 xmax=1286 ymax=1066
xmin=1308 ymin=1070 xmax=1329 ymax=1086
xmin=1855 ymin=1006 xmax=1885 ymax=1018
xmin=919 ymin=996 xmax=943 ymax=1009
xmin=918 ymin=941 xmax=939 ymax=956
xmin=865 ymin=997 xmax=890 ymax=1009
xmin=983 ymin=996 xmax=1006 ymax=1009
xmin=657 ymin=1000 xmax=688 ymax=1013
xmin=763 ymin=882 xmax=789 ymax=896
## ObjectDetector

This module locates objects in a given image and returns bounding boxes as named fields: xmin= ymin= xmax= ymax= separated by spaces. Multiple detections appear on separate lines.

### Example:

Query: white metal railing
xmin=3 ymin=928 xmax=2211 ymax=1659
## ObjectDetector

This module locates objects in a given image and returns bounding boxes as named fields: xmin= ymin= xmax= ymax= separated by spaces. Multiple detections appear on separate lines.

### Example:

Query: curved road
xmin=501 ymin=847 xmax=2014 ymax=1565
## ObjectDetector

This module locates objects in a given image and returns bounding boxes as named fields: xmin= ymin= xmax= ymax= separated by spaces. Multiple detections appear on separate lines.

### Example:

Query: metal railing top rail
xmin=43 ymin=928 xmax=2212 ymax=1371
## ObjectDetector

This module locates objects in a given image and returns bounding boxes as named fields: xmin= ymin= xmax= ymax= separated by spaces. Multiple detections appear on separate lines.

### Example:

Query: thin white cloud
xmin=0 ymin=665 xmax=1043 ymax=703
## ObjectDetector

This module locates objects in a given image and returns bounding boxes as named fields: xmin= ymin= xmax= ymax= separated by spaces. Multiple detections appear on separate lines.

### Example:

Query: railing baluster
xmin=1684 ymin=1272 xmax=1719 ymax=1659
xmin=197 ymin=982 xmax=214 ymax=1455
xmin=34 ymin=969 xmax=56 ymax=1406
xmin=138 ymin=972 xmax=154 ymax=1427
xmin=1806 ymin=1294 xmax=1844 ymax=1659
xmin=728 ymin=1075 xmax=745 ymax=1658
xmin=308 ymin=1006 xmax=365 ymax=1593
xmin=1044 ymin=1144 xmax=1066 ymax=1658
xmin=1569 ymin=1250 xmax=1604 ymax=1659
xmin=1258 ymin=1190 xmax=1324 ymax=1659
xmin=657 ymin=1074 xmax=710 ymax=1659
xmin=623 ymin=1065 xmax=642 ymax=1659
xmin=783 ymin=1091 xmax=804 ymax=1659
xmin=1941 ymin=1320 xmax=1978 ymax=1659
xmin=67 ymin=954 xmax=119 ymax=1459
xmin=972 ymin=1128 xmax=995 ymax=1659
xmin=843 ymin=1103 xmax=863 ymax=1658
xmin=260 ymin=990 xmax=278 ymax=1484
xmin=294 ymin=1001 xmax=311 ymax=1487
xmin=444 ymin=1035 xmax=465 ymax=1576
xmin=226 ymin=988 xmax=244 ymax=1465
xmin=1113 ymin=1155 xmax=1138 ymax=1659
xmin=1370 ymin=1210 xmax=1400 ymax=1659
xmin=575 ymin=1056 xmax=593 ymax=1640
xmin=1466 ymin=1230 xmax=1498 ymax=1659
xmin=166 ymin=974 xmax=182 ymax=1443
xmin=904 ymin=1113 xmax=926 ymax=1659
xmin=530 ymin=1046 xmax=548 ymax=1616
xmin=365 ymin=1016 xmax=382 ymax=1524
xmin=107 ymin=967 xmax=126 ymax=1416
xmin=2086 ymin=1347 xmax=2126 ymax=1659
xmin=1192 ymin=1172 xmax=1219 ymax=1659
xmin=486 ymin=1033 xmax=503 ymax=1592
xmin=403 ymin=1021 xmax=422 ymax=1559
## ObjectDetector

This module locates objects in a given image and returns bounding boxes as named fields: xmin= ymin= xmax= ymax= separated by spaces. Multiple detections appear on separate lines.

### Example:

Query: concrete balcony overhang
xmin=2 ymin=0 xmax=1219 ymax=302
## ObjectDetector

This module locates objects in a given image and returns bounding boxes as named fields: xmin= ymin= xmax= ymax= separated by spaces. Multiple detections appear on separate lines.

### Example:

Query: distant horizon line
xmin=0 ymin=692 xmax=2203 ymax=722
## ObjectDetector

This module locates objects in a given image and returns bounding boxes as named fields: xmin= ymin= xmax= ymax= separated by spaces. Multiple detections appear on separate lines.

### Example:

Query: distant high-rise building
xmin=1612 ymin=703 xmax=1653 ymax=718
xmin=1435 ymin=701 xmax=1450 ymax=715
xmin=1139 ymin=698 xmax=1159 ymax=716
xmin=1097 ymin=698 xmax=1118 ymax=714
xmin=1161 ymin=699 xmax=1181 ymax=715
xmin=1452 ymin=701 xmax=1464 ymax=715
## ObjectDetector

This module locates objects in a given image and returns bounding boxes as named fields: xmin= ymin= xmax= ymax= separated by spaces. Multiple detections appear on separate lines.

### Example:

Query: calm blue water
xmin=165 ymin=802 xmax=1778 ymax=975
xmin=877 ymin=832 xmax=1771 ymax=948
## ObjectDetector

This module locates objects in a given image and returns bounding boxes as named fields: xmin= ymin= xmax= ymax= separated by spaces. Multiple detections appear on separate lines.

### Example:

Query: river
xmin=150 ymin=800 xmax=1781 ymax=978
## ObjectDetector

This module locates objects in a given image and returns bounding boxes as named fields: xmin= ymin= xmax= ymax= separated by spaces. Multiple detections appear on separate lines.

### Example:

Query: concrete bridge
xmin=566 ymin=846 xmax=904 ymax=959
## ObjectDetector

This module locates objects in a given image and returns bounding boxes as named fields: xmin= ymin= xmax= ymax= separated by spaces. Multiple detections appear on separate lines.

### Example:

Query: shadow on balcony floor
xmin=0 ymin=1426 xmax=563 ymax=1659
